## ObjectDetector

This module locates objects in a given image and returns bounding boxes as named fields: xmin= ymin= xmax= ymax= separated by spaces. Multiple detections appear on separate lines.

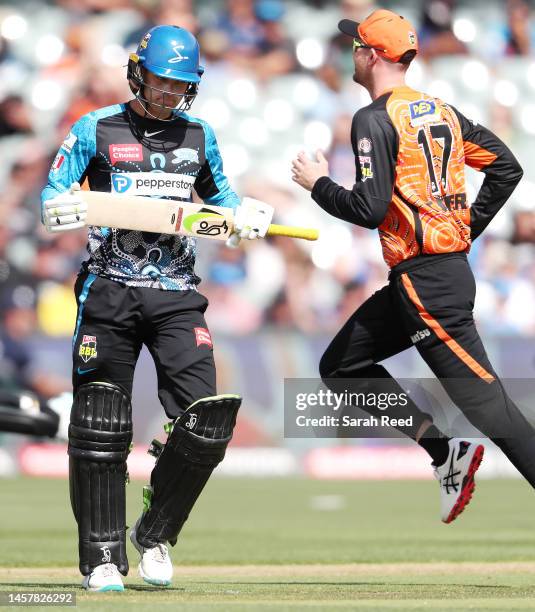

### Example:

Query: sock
xmin=418 ymin=424 xmax=450 ymax=466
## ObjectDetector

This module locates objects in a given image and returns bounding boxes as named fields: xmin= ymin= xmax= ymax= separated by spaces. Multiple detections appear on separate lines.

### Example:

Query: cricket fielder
xmin=293 ymin=10 xmax=535 ymax=523
xmin=41 ymin=26 xmax=272 ymax=591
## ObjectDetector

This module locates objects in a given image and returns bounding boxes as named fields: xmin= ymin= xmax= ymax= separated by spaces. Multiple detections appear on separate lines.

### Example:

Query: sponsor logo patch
xmin=194 ymin=327 xmax=213 ymax=348
xmin=144 ymin=129 xmax=164 ymax=138
xmin=358 ymin=137 xmax=372 ymax=153
xmin=109 ymin=143 xmax=143 ymax=163
xmin=408 ymin=31 xmax=416 ymax=45
xmin=61 ymin=131 xmax=77 ymax=153
xmin=52 ymin=153 xmax=65 ymax=172
xmin=359 ymin=155 xmax=374 ymax=181
xmin=410 ymin=329 xmax=431 ymax=344
xmin=79 ymin=334 xmax=97 ymax=362
xmin=172 ymin=148 xmax=200 ymax=165
xmin=409 ymin=100 xmax=440 ymax=126
xmin=111 ymin=174 xmax=133 ymax=193
xmin=110 ymin=171 xmax=195 ymax=198
xmin=139 ymin=32 xmax=151 ymax=49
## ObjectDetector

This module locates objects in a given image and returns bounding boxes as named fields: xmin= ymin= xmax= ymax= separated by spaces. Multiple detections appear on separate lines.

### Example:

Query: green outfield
xmin=1 ymin=476 xmax=535 ymax=610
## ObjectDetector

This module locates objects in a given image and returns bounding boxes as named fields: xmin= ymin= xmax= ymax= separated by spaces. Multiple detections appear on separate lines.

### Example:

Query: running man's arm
xmin=452 ymin=107 xmax=523 ymax=240
xmin=311 ymin=108 xmax=398 ymax=229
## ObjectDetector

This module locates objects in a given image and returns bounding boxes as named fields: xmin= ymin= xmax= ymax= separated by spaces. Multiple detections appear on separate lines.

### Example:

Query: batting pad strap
xmin=136 ymin=394 xmax=242 ymax=548
xmin=176 ymin=393 xmax=241 ymax=439
xmin=69 ymin=425 xmax=132 ymax=462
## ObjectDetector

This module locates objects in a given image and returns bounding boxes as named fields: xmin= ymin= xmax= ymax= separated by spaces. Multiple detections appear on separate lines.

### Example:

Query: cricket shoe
xmin=130 ymin=518 xmax=173 ymax=586
xmin=434 ymin=438 xmax=484 ymax=524
xmin=81 ymin=563 xmax=124 ymax=592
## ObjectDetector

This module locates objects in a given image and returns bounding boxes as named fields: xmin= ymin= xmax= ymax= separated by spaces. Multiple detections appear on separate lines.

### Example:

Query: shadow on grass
xmin=0 ymin=582 xmax=184 ymax=593
xmin=190 ymin=580 xmax=514 ymax=591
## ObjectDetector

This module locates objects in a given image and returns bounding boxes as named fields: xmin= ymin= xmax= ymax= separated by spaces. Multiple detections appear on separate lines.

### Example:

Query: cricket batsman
xmin=292 ymin=10 xmax=535 ymax=524
xmin=41 ymin=26 xmax=273 ymax=591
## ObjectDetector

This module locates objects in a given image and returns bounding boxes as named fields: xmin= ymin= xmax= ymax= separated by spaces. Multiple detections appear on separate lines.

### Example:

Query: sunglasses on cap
xmin=353 ymin=38 xmax=385 ymax=53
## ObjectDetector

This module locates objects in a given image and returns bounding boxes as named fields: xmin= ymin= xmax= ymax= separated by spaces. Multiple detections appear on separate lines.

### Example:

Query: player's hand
xmin=226 ymin=197 xmax=274 ymax=247
xmin=43 ymin=182 xmax=87 ymax=233
xmin=291 ymin=149 xmax=329 ymax=192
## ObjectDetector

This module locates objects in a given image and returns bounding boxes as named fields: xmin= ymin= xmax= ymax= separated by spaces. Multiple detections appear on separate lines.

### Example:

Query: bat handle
xmin=266 ymin=224 xmax=319 ymax=241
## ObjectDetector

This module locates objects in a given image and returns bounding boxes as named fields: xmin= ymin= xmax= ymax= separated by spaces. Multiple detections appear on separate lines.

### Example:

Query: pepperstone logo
xmin=111 ymin=174 xmax=133 ymax=193
xmin=110 ymin=172 xmax=195 ymax=198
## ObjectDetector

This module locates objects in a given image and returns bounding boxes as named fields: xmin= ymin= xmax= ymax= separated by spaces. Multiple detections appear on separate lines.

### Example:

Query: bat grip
xmin=266 ymin=224 xmax=319 ymax=241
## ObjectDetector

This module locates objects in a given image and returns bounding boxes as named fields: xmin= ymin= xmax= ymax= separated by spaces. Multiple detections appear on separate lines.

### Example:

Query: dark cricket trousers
xmin=320 ymin=252 xmax=535 ymax=486
xmin=72 ymin=271 xmax=216 ymax=418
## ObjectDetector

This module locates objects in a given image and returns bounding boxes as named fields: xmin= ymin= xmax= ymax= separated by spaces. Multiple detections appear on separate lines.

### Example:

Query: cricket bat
xmin=80 ymin=191 xmax=319 ymax=241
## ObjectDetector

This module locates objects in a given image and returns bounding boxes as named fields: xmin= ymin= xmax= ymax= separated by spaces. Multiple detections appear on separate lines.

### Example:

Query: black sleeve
xmin=451 ymin=106 xmax=523 ymax=241
xmin=310 ymin=106 xmax=398 ymax=229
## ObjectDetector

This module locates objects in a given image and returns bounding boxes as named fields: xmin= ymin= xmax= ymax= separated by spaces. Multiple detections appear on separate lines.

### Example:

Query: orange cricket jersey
xmin=312 ymin=85 xmax=523 ymax=269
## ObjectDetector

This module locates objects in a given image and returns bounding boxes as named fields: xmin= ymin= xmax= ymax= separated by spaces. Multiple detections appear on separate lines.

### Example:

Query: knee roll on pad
xmin=68 ymin=382 xmax=132 ymax=576
xmin=137 ymin=394 xmax=241 ymax=548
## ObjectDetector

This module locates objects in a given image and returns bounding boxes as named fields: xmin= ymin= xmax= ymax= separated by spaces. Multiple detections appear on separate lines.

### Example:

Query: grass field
xmin=1 ymin=476 xmax=535 ymax=610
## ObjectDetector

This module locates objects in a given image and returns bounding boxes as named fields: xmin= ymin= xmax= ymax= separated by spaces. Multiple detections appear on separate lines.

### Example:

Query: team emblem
xmin=79 ymin=335 xmax=97 ymax=363
xmin=168 ymin=45 xmax=189 ymax=64
xmin=140 ymin=32 xmax=151 ymax=49
xmin=172 ymin=148 xmax=200 ymax=165
xmin=359 ymin=156 xmax=374 ymax=181
xmin=358 ymin=137 xmax=372 ymax=153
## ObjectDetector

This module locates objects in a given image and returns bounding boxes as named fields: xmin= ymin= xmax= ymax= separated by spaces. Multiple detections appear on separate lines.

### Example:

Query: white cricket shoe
xmin=81 ymin=563 xmax=124 ymax=592
xmin=434 ymin=438 xmax=484 ymax=524
xmin=130 ymin=518 xmax=173 ymax=586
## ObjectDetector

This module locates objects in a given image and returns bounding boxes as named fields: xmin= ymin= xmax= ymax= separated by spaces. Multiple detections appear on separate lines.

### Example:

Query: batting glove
xmin=43 ymin=182 xmax=87 ymax=233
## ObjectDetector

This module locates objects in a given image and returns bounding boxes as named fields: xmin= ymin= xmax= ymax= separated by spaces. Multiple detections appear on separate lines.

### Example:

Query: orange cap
xmin=338 ymin=9 xmax=418 ymax=63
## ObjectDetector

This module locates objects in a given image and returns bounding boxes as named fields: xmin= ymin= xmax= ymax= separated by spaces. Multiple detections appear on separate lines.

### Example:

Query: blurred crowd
xmin=1 ymin=0 xmax=535 ymax=399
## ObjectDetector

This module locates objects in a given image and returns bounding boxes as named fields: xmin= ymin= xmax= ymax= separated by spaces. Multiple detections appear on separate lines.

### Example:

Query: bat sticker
xmin=183 ymin=212 xmax=230 ymax=236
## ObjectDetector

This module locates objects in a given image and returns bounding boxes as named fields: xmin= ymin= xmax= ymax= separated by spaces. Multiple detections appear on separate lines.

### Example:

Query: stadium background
xmin=0 ymin=0 xmax=535 ymax=483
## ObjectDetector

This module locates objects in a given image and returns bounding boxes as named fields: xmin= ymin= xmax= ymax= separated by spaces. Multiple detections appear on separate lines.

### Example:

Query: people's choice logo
xmin=168 ymin=45 xmax=189 ymax=64
xmin=109 ymin=143 xmax=143 ymax=163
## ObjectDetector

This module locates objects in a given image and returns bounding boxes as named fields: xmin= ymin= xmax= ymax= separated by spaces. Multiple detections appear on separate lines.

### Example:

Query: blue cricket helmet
xmin=134 ymin=25 xmax=204 ymax=83
xmin=127 ymin=25 xmax=204 ymax=118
